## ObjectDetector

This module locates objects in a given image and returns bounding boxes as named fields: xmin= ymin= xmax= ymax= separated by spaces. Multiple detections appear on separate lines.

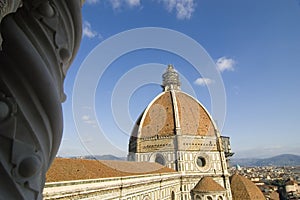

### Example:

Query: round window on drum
xmin=196 ymin=156 xmax=206 ymax=167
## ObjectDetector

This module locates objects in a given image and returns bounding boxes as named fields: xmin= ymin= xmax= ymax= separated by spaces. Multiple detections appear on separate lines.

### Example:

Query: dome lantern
xmin=162 ymin=64 xmax=181 ymax=91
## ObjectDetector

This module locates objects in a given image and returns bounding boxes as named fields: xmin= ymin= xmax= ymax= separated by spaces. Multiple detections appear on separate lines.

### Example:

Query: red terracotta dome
xmin=131 ymin=64 xmax=216 ymax=140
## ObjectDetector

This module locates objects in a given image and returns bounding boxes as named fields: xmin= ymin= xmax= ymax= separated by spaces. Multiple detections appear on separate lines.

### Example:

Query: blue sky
xmin=58 ymin=0 xmax=300 ymax=158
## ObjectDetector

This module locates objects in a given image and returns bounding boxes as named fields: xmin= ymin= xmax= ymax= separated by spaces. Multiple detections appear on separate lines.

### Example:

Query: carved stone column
xmin=0 ymin=0 xmax=22 ymax=46
xmin=0 ymin=0 xmax=82 ymax=199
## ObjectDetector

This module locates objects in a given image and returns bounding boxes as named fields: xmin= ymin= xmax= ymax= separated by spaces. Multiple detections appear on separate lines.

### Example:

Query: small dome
xmin=192 ymin=177 xmax=226 ymax=192
xmin=230 ymin=173 xmax=265 ymax=200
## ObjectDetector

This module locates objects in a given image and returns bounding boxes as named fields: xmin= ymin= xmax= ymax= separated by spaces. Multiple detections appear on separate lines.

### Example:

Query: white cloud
xmin=110 ymin=0 xmax=122 ymax=9
xmin=103 ymin=0 xmax=195 ymax=19
xmin=85 ymin=0 xmax=99 ymax=4
xmin=109 ymin=0 xmax=141 ymax=9
xmin=82 ymin=21 xmax=101 ymax=39
xmin=126 ymin=0 xmax=141 ymax=7
xmin=81 ymin=115 xmax=97 ymax=126
xmin=160 ymin=0 xmax=196 ymax=20
xmin=194 ymin=78 xmax=214 ymax=86
xmin=216 ymin=56 xmax=235 ymax=72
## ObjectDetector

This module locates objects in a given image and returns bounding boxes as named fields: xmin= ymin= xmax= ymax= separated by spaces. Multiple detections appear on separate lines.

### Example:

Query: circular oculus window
xmin=196 ymin=156 xmax=206 ymax=167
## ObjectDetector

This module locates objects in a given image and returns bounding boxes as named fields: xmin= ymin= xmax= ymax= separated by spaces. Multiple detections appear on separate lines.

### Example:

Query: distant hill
xmin=67 ymin=154 xmax=300 ymax=167
xmin=231 ymin=154 xmax=300 ymax=167
xmin=70 ymin=155 xmax=127 ymax=161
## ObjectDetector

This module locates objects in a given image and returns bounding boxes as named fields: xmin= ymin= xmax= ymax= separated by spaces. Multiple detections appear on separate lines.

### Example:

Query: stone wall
xmin=43 ymin=173 xmax=181 ymax=200
xmin=44 ymin=172 xmax=233 ymax=200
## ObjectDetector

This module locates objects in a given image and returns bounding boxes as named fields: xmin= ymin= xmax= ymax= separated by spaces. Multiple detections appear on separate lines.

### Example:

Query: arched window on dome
xmin=155 ymin=154 xmax=165 ymax=166
xmin=143 ymin=195 xmax=151 ymax=200
xmin=217 ymin=196 xmax=223 ymax=200
xmin=206 ymin=196 xmax=213 ymax=200
xmin=195 ymin=195 xmax=201 ymax=200
xmin=171 ymin=191 xmax=175 ymax=200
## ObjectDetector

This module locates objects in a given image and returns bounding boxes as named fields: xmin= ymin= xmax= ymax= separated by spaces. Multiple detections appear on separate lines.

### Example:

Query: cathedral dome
xmin=131 ymin=65 xmax=216 ymax=140
xmin=128 ymin=65 xmax=229 ymax=180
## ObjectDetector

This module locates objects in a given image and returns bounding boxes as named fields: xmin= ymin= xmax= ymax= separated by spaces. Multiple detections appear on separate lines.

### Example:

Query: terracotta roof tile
xmin=46 ymin=158 xmax=175 ymax=182
xmin=230 ymin=173 xmax=265 ymax=200
xmin=141 ymin=91 xmax=175 ymax=137
xmin=192 ymin=177 xmax=226 ymax=192
xmin=137 ymin=91 xmax=216 ymax=139
xmin=100 ymin=160 xmax=173 ymax=174
xmin=176 ymin=92 xmax=215 ymax=136
xmin=286 ymin=180 xmax=297 ymax=185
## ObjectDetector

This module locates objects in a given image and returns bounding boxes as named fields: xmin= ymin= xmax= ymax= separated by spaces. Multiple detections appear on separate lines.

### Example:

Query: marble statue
xmin=0 ymin=0 xmax=82 ymax=199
